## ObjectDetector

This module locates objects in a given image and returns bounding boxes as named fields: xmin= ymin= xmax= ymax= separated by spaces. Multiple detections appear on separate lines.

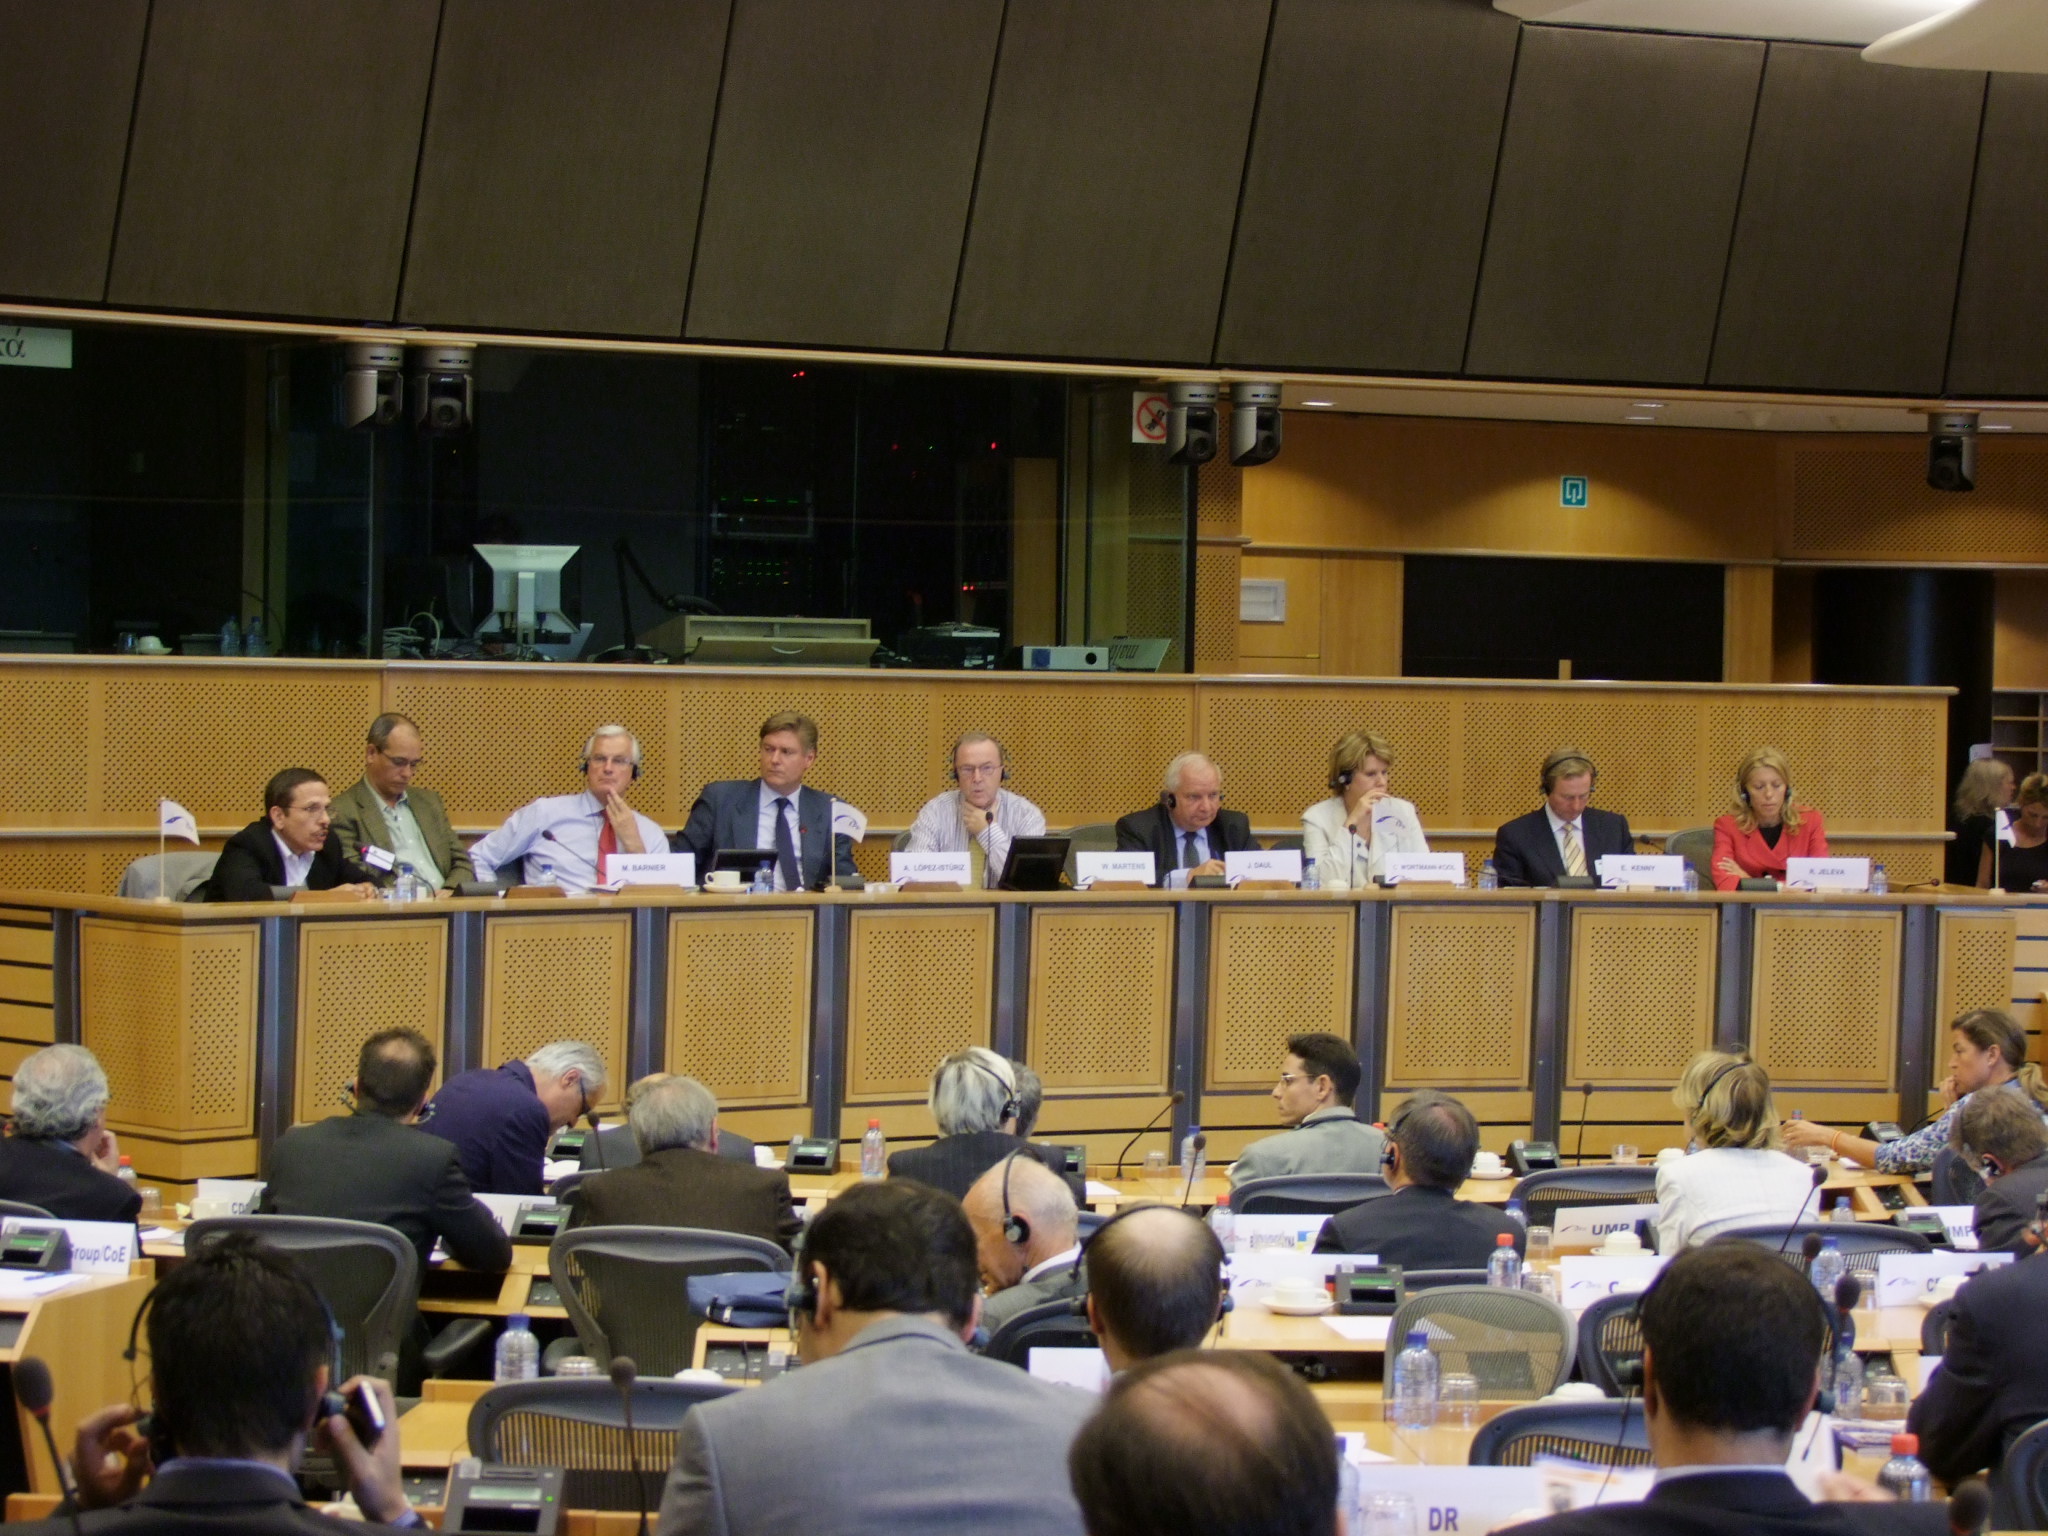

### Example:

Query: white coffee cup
xmin=1470 ymin=1152 xmax=1505 ymax=1179
xmin=1598 ymin=1230 xmax=1644 ymax=1256
xmin=706 ymin=870 xmax=745 ymax=891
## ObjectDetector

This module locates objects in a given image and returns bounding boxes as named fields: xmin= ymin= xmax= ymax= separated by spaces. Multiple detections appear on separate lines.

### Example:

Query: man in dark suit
xmin=673 ymin=712 xmax=855 ymax=891
xmin=1910 ymin=1245 xmax=2048 ymax=1491
xmin=1084 ymin=1206 xmax=1228 ymax=1372
xmin=259 ymin=1028 xmax=510 ymax=1276
xmin=203 ymin=768 xmax=377 ymax=903
xmin=578 ymin=1072 xmax=755 ymax=1171
xmin=1953 ymin=1087 xmax=2048 ymax=1255
xmin=1492 ymin=746 xmax=1636 ymax=887
xmin=1322 ymin=1091 xmax=1520 ymax=1267
xmin=1114 ymin=753 xmax=1258 ymax=888
xmin=568 ymin=1075 xmax=800 ymax=1250
xmin=0 ymin=1044 xmax=141 ymax=1222
xmin=964 ymin=1154 xmax=1084 ymax=1335
xmin=24 ymin=1232 xmax=412 ymax=1535
xmin=1507 ymin=1245 xmax=1945 ymax=1536
xmin=886 ymin=1048 xmax=1078 ymax=1202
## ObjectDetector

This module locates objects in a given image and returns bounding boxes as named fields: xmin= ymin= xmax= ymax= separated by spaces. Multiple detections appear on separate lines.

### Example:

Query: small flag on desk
xmin=1998 ymin=807 xmax=2017 ymax=845
xmin=159 ymin=799 xmax=199 ymax=845
xmin=831 ymin=800 xmax=869 ymax=843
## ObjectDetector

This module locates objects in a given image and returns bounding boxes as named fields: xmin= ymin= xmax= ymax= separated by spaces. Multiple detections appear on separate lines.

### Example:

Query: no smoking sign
xmin=1131 ymin=392 xmax=1169 ymax=444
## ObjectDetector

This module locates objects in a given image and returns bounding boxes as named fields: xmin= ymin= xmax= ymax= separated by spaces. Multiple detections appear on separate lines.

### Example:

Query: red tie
xmin=597 ymin=815 xmax=618 ymax=884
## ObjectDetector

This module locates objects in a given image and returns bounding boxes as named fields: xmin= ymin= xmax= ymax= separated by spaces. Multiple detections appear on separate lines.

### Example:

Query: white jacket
xmin=1300 ymin=795 xmax=1429 ymax=889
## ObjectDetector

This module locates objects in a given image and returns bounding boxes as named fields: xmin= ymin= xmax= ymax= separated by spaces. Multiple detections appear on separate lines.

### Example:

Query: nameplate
xmin=1557 ymin=1255 xmax=1666 ymax=1309
xmin=194 ymin=1178 xmax=266 ymax=1216
xmin=1550 ymin=1204 xmax=1653 ymax=1246
xmin=2 ymin=1219 xmax=135 ymax=1275
xmin=831 ymin=801 xmax=868 ymax=842
xmin=1382 ymin=853 xmax=1465 ymax=886
xmin=1919 ymin=1204 xmax=1980 ymax=1251
xmin=1029 ymin=1346 xmax=1109 ymax=1392
xmin=891 ymin=852 xmax=972 ymax=886
xmin=1349 ymin=1465 xmax=1544 ymax=1532
xmin=1595 ymin=854 xmax=1686 ymax=890
xmin=1226 ymin=849 xmax=1302 ymax=886
xmin=1227 ymin=1250 xmax=1377 ymax=1297
xmin=1076 ymin=852 xmax=1155 ymax=887
xmin=608 ymin=852 xmax=695 ymax=887
xmin=1232 ymin=1214 xmax=1330 ymax=1252
xmin=476 ymin=1192 xmax=557 ymax=1233
xmin=1873 ymin=1251 xmax=2010 ymax=1307
xmin=360 ymin=844 xmax=396 ymax=872
xmin=1786 ymin=857 xmax=1870 ymax=892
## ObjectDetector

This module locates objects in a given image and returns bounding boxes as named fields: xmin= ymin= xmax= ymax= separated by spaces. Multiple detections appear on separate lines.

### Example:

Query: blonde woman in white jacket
xmin=1300 ymin=730 xmax=1430 ymax=889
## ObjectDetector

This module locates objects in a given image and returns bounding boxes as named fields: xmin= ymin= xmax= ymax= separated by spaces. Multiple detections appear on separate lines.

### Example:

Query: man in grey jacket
xmin=1228 ymin=1032 xmax=1388 ymax=1189
xmin=964 ymin=1154 xmax=1085 ymax=1336
xmin=655 ymin=1180 xmax=1092 ymax=1536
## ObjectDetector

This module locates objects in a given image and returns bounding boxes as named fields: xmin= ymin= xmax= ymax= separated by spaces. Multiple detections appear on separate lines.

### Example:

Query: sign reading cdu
xmin=1560 ymin=475 xmax=1589 ymax=508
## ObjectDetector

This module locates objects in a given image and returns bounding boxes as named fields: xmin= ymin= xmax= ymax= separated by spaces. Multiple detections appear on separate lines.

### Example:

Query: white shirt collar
xmin=1022 ymin=1245 xmax=1084 ymax=1284
xmin=1545 ymin=805 xmax=1581 ymax=837
xmin=760 ymin=780 xmax=801 ymax=810
xmin=271 ymin=830 xmax=315 ymax=881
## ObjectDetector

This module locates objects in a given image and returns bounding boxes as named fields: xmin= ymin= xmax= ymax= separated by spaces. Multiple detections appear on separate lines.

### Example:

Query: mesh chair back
xmin=1575 ymin=1292 xmax=1644 ymax=1397
xmin=1710 ymin=1222 xmax=1929 ymax=1287
xmin=1387 ymin=1285 xmax=1575 ymax=1400
xmin=1233 ymin=1173 xmax=1391 ymax=1218
xmin=0 ymin=1199 xmax=55 ymax=1220
xmin=1508 ymin=1167 xmax=1658 ymax=1237
xmin=549 ymin=1170 xmax=597 ymax=1202
xmin=1998 ymin=1419 xmax=2048 ymax=1531
xmin=469 ymin=1377 xmax=736 ymax=1510
xmin=983 ymin=1298 xmax=1098 ymax=1368
xmin=1404 ymin=1270 xmax=1488 ymax=1292
xmin=1467 ymin=1401 xmax=1653 ymax=1469
xmin=1931 ymin=1147 xmax=1986 ymax=1207
xmin=1663 ymin=828 xmax=1715 ymax=889
xmin=1061 ymin=823 xmax=1118 ymax=883
xmin=551 ymin=1226 xmax=789 ymax=1377
xmin=185 ymin=1216 xmax=417 ymax=1379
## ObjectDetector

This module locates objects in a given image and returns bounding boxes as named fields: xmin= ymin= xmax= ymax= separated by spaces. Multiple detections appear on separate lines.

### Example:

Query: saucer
xmin=1264 ymin=1290 xmax=1333 ymax=1316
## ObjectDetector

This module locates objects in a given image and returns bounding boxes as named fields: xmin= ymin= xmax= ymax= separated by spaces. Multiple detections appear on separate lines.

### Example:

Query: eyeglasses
xmin=379 ymin=750 xmax=425 ymax=770
xmin=1277 ymin=1073 xmax=1305 ymax=1088
xmin=956 ymin=763 xmax=1003 ymax=779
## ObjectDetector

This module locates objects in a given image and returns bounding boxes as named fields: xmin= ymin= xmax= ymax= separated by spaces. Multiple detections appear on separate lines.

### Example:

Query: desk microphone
xmin=1115 ymin=1092 xmax=1185 ymax=1180
xmin=610 ymin=1355 xmax=650 ymax=1536
xmin=1778 ymin=1167 xmax=1829 ymax=1255
xmin=16 ymin=1358 xmax=84 ymax=1536
xmin=586 ymin=1109 xmax=608 ymax=1172
xmin=1179 ymin=1132 xmax=1207 ymax=1209
xmin=1948 ymin=1478 xmax=1991 ymax=1536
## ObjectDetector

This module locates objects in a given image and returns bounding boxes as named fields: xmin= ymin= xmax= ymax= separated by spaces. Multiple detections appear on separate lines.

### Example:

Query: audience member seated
xmin=469 ymin=725 xmax=667 ymax=894
xmin=1069 ymin=1349 xmax=1339 ymax=1536
xmin=1656 ymin=1052 xmax=1815 ymax=1251
xmin=566 ymin=1075 xmax=799 ymax=1249
xmin=1985 ymin=771 xmax=2048 ymax=892
xmin=329 ymin=712 xmax=473 ymax=893
xmin=1784 ymin=1008 xmax=2048 ymax=1173
xmin=1908 ymin=1231 xmax=2048 ymax=1490
xmin=964 ymin=1154 xmax=1085 ymax=1335
xmin=1011 ymin=1058 xmax=1045 ymax=1140
xmin=203 ymin=768 xmax=377 ymax=902
xmin=1320 ymin=1092 xmax=1519 ymax=1265
xmin=1952 ymin=1087 xmax=2048 ymax=1256
xmin=1228 ymin=1033 xmax=1387 ymax=1189
xmin=1114 ymin=752 xmax=1257 ymax=888
xmin=1083 ymin=1206 xmax=1227 ymax=1372
xmin=20 ymin=1233 xmax=411 ymax=1535
xmin=1950 ymin=756 xmax=2013 ymax=888
xmin=653 ymin=1180 xmax=1092 ymax=1536
xmin=578 ymin=1072 xmax=757 ymax=1170
xmin=888 ymin=1048 xmax=1071 ymax=1201
xmin=904 ymin=733 xmax=1048 ymax=888
xmin=0 ymin=1044 xmax=141 ymax=1222
xmin=672 ymin=712 xmax=856 ymax=891
xmin=1492 ymin=747 xmax=1635 ymax=888
xmin=260 ymin=1027 xmax=510 ymax=1275
xmin=1300 ymin=729 xmax=1430 ymax=889
xmin=1510 ymin=1245 xmax=1946 ymax=1536
xmin=425 ymin=1039 xmax=608 ymax=1197
xmin=1711 ymin=746 xmax=1829 ymax=891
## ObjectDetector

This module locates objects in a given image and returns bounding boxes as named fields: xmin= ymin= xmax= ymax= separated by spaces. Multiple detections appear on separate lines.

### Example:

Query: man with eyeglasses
xmin=1115 ymin=752 xmax=1258 ymax=889
xmin=904 ymin=734 xmax=1046 ymax=889
xmin=422 ymin=1041 xmax=609 ymax=1197
xmin=1227 ymin=1033 xmax=1387 ymax=1190
xmin=330 ymin=713 xmax=472 ymax=894
xmin=469 ymin=724 xmax=666 ymax=894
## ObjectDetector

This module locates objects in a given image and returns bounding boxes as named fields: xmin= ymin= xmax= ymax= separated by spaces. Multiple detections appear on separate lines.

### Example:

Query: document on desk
xmin=1084 ymin=1180 xmax=1120 ymax=1203
xmin=476 ymin=1192 xmax=556 ymax=1232
xmin=1320 ymin=1315 xmax=1392 ymax=1343
xmin=0 ymin=1272 xmax=84 ymax=1299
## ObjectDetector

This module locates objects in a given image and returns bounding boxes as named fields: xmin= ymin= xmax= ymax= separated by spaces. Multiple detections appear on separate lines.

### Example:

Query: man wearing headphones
xmin=1320 ymin=1092 xmax=1521 ymax=1267
xmin=1491 ymin=746 xmax=1637 ymax=888
xmin=468 ymin=724 xmax=666 ymax=894
xmin=1114 ymin=752 xmax=1258 ymax=888
xmin=963 ymin=1154 xmax=1084 ymax=1335
xmin=887 ymin=1048 xmax=1078 ymax=1202
xmin=904 ymin=733 xmax=1047 ymax=888
xmin=1952 ymin=1088 xmax=2048 ymax=1256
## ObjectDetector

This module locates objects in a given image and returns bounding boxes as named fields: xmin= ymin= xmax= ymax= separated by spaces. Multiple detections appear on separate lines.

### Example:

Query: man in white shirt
xmin=963 ymin=1153 xmax=1084 ymax=1335
xmin=673 ymin=712 xmax=858 ymax=891
xmin=468 ymin=725 xmax=667 ymax=894
xmin=904 ymin=733 xmax=1047 ymax=888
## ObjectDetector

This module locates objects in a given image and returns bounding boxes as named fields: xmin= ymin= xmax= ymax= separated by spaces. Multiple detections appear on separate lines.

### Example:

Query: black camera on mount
xmin=1927 ymin=410 xmax=1977 ymax=493
xmin=1230 ymin=380 xmax=1283 ymax=467
xmin=1166 ymin=381 xmax=1219 ymax=466
xmin=409 ymin=343 xmax=475 ymax=434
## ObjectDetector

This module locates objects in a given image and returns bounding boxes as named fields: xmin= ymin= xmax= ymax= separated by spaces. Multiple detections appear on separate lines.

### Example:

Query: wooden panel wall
xmin=480 ymin=913 xmax=631 ymax=1112
xmin=667 ymin=909 xmax=813 ymax=1117
xmin=1783 ymin=437 xmax=2048 ymax=563
xmin=296 ymin=919 xmax=447 ymax=1125
xmin=0 ymin=906 xmax=55 ymax=1101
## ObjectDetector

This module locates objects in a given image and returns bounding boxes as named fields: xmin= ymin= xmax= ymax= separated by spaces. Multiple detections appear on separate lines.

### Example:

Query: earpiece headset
xmin=581 ymin=729 xmax=643 ymax=781
xmin=946 ymin=736 xmax=1011 ymax=784
xmin=999 ymin=1153 xmax=1030 ymax=1246
xmin=1063 ymin=1205 xmax=1235 ymax=1321
xmin=1330 ymin=769 xmax=1353 ymax=791
xmin=1160 ymin=790 xmax=1225 ymax=811
xmin=961 ymin=1054 xmax=1021 ymax=1128
xmin=1693 ymin=1056 xmax=1750 ymax=1114
xmin=1540 ymin=748 xmax=1597 ymax=796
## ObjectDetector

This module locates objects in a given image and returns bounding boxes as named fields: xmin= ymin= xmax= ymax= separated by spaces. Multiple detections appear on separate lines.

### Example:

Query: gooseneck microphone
xmin=16 ymin=1358 xmax=84 ymax=1536
xmin=1778 ymin=1166 xmax=1830 ymax=1256
xmin=586 ymin=1109 xmax=607 ymax=1172
xmin=1114 ymin=1091 xmax=1185 ymax=1180
xmin=1179 ymin=1132 xmax=1208 ymax=1209
xmin=610 ymin=1356 xmax=650 ymax=1536
xmin=1948 ymin=1478 xmax=1991 ymax=1536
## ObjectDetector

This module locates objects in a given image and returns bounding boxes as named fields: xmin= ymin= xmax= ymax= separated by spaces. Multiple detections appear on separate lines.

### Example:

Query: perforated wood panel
xmin=667 ymin=911 xmax=812 ymax=1107
xmin=1568 ymin=909 xmax=1716 ymax=1085
xmin=1787 ymin=440 xmax=2048 ymax=563
xmin=1387 ymin=906 xmax=1533 ymax=1088
xmin=80 ymin=918 xmax=257 ymax=1137
xmin=295 ymin=919 xmax=447 ymax=1125
xmin=1700 ymin=694 xmax=1948 ymax=834
xmin=0 ymin=677 xmax=90 ymax=818
xmin=1195 ymin=544 xmax=1241 ymax=674
xmin=1935 ymin=912 xmax=2018 ymax=1042
xmin=480 ymin=914 xmax=630 ymax=1109
xmin=1750 ymin=911 xmax=1900 ymax=1089
xmin=1455 ymin=693 xmax=1703 ymax=832
xmin=844 ymin=908 xmax=993 ymax=1102
xmin=1028 ymin=908 xmax=1172 ymax=1092
xmin=1206 ymin=907 xmax=1354 ymax=1090
xmin=1201 ymin=686 xmax=1458 ymax=824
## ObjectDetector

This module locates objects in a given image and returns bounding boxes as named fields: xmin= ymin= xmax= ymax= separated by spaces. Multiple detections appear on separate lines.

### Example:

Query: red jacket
xmin=1711 ymin=808 xmax=1829 ymax=889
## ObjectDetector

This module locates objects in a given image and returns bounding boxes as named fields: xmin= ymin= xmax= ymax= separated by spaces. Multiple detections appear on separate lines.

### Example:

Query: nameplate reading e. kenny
xmin=2 ymin=1218 xmax=135 ymax=1275
xmin=1381 ymin=852 xmax=1465 ymax=886
xmin=1874 ymin=1251 xmax=2011 ymax=1307
xmin=1558 ymin=1255 xmax=1667 ymax=1308
xmin=1075 ymin=851 xmax=1155 ymax=887
xmin=1549 ymin=1204 xmax=1652 ymax=1245
xmin=608 ymin=852 xmax=695 ymax=887
xmin=890 ymin=852 xmax=973 ymax=885
xmin=1785 ymin=857 xmax=1871 ymax=892
xmin=1595 ymin=855 xmax=1687 ymax=890
xmin=1225 ymin=849 xmax=1302 ymax=885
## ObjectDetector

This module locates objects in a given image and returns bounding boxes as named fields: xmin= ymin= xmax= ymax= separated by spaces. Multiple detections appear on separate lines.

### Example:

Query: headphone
xmin=1692 ymin=1057 xmax=1750 ymax=1115
xmin=946 ymin=736 xmax=1011 ymax=785
xmin=581 ymin=729 xmax=643 ymax=781
xmin=1064 ymin=1205 xmax=1235 ymax=1323
xmin=961 ymin=1054 xmax=1021 ymax=1128
xmin=1330 ymin=769 xmax=1353 ymax=792
xmin=999 ymin=1153 xmax=1030 ymax=1247
xmin=1540 ymin=748 xmax=1597 ymax=795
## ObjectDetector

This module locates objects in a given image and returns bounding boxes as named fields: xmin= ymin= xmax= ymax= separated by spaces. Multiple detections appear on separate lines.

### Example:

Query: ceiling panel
xmin=1946 ymin=74 xmax=2048 ymax=397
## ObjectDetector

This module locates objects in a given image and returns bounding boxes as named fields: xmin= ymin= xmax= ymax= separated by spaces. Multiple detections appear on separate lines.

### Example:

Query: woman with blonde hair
xmin=1710 ymin=746 xmax=1829 ymax=890
xmin=1977 ymin=772 xmax=2048 ymax=892
xmin=1950 ymin=756 xmax=2015 ymax=887
xmin=1300 ymin=730 xmax=1429 ymax=888
xmin=1655 ymin=1052 xmax=1815 ymax=1250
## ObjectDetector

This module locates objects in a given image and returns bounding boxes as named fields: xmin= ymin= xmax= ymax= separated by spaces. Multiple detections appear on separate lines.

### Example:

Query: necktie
xmin=967 ymin=828 xmax=987 ymax=888
xmin=774 ymin=797 xmax=800 ymax=892
xmin=1561 ymin=822 xmax=1587 ymax=878
xmin=596 ymin=812 xmax=618 ymax=884
xmin=1182 ymin=831 xmax=1199 ymax=869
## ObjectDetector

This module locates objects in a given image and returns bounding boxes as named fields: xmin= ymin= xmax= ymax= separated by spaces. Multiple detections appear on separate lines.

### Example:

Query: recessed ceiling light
xmin=1299 ymin=399 xmax=1335 ymax=408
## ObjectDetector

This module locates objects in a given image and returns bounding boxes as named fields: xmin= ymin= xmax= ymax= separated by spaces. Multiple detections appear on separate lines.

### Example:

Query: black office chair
xmin=1468 ymin=1401 xmax=1653 ymax=1468
xmin=1575 ymin=1292 xmax=1647 ymax=1397
xmin=1232 ymin=1173 xmax=1391 ymax=1218
xmin=551 ymin=1226 xmax=790 ymax=1378
xmin=186 ymin=1215 xmax=419 ymax=1380
xmin=1996 ymin=1420 xmax=2048 ymax=1531
xmin=1711 ymin=1222 xmax=1929 ymax=1287
xmin=469 ymin=1371 xmax=737 ymax=1509
xmin=982 ymin=1298 xmax=1098 ymax=1368
xmin=1508 ymin=1166 xmax=1658 ymax=1237
xmin=548 ymin=1170 xmax=598 ymax=1203
xmin=1387 ymin=1286 xmax=1575 ymax=1400
xmin=1076 ymin=1210 xmax=1112 ymax=1242
xmin=0 ymin=1200 xmax=55 ymax=1221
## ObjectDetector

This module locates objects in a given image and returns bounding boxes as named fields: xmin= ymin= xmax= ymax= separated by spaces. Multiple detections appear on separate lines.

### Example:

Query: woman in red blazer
xmin=1712 ymin=746 xmax=1828 ymax=890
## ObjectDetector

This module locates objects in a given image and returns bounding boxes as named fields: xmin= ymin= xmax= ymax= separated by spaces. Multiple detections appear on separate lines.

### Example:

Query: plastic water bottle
xmin=1302 ymin=856 xmax=1317 ymax=890
xmin=1871 ymin=863 xmax=1889 ymax=895
xmin=392 ymin=863 xmax=421 ymax=902
xmin=860 ymin=1119 xmax=886 ymax=1179
xmin=749 ymin=863 xmax=773 ymax=895
xmin=1809 ymin=1238 xmax=1846 ymax=1301
xmin=1390 ymin=1330 xmax=1440 ymax=1429
xmin=1181 ymin=1127 xmax=1208 ymax=1186
xmin=220 ymin=617 xmax=241 ymax=657
xmin=117 ymin=1155 xmax=138 ymax=1186
xmin=1876 ymin=1434 xmax=1931 ymax=1500
xmin=1209 ymin=1193 xmax=1237 ymax=1256
xmin=1477 ymin=859 xmax=1499 ymax=891
xmin=1833 ymin=1352 xmax=1864 ymax=1420
xmin=494 ymin=1314 xmax=539 ymax=1382
xmin=1829 ymin=1195 xmax=1853 ymax=1223
xmin=1487 ymin=1232 xmax=1523 ymax=1288
xmin=1503 ymin=1198 xmax=1528 ymax=1230
xmin=1682 ymin=866 xmax=1700 ymax=893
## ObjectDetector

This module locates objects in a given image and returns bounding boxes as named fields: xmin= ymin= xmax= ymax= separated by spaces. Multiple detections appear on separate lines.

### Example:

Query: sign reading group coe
xmin=0 ymin=326 xmax=71 ymax=369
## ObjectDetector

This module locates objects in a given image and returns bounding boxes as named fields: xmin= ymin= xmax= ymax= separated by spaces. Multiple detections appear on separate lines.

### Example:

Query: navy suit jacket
xmin=0 ymin=1135 xmax=142 ymax=1223
xmin=1492 ymin=805 xmax=1635 ymax=887
xmin=673 ymin=780 xmax=855 ymax=888
xmin=1909 ymin=1248 xmax=2048 ymax=1486
xmin=422 ymin=1061 xmax=552 ymax=1197
xmin=1508 ymin=1470 xmax=1944 ymax=1536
